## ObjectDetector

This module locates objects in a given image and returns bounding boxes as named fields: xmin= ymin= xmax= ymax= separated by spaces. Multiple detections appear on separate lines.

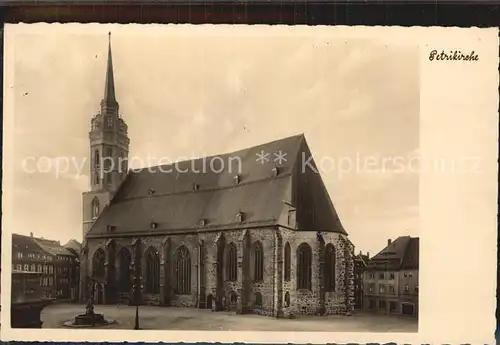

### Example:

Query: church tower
xmin=82 ymin=33 xmax=130 ymax=240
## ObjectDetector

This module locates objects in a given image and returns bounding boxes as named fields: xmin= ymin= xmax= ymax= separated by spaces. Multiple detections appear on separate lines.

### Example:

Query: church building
xmin=80 ymin=34 xmax=355 ymax=318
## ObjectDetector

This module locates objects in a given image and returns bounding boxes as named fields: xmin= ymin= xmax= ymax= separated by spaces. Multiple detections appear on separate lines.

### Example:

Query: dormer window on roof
xmin=150 ymin=221 xmax=158 ymax=229
xmin=148 ymin=188 xmax=155 ymax=195
xmin=106 ymin=225 xmax=116 ymax=232
xmin=192 ymin=183 xmax=199 ymax=191
xmin=199 ymin=219 xmax=206 ymax=226
xmin=236 ymin=211 xmax=244 ymax=223
xmin=234 ymin=175 xmax=240 ymax=185
xmin=272 ymin=167 xmax=279 ymax=177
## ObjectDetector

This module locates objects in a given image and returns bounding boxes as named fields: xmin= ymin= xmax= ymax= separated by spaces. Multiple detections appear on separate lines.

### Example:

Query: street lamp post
xmin=133 ymin=267 xmax=141 ymax=330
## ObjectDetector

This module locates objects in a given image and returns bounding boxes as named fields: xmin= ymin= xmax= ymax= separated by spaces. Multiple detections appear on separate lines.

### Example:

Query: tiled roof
xmin=12 ymin=234 xmax=44 ymax=253
xmin=87 ymin=134 xmax=347 ymax=237
xmin=63 ymin=239 xmax=82 ymax=254
xmin=367 ymin=236 xmax=419 ymax=271
xmin=34 ymin=238 xmax=75 ymax=256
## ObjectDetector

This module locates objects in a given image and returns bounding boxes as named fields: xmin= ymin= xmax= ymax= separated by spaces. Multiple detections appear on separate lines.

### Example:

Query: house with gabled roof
xmin=11 ymin=233 xmax=79 ymax=301
xmin=363 ymin=236 xmax=419 ymax=317
xmin=80 ymin=34 xmax=355 ymax=318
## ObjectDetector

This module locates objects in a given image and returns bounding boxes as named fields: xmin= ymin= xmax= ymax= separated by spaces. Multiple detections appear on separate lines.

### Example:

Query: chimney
xmin=367 ymin=252 xmax=370 ymax=259
xmin=387 ymin=239 xmax=392 ymax=246
xmin=359 ymin=250 xmax=362 ymax=256
xmin=30 ymin=232 xmax=33 ymax=237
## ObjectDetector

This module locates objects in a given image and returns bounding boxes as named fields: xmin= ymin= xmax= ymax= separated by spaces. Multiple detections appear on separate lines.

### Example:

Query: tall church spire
xmin=102 ymin=32 xmax=117 ymax=107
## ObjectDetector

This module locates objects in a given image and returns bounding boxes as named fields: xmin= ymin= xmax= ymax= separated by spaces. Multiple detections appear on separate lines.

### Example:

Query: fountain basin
xmin=62 ymin=313 xmax=117 ymax=328
xmin=75 ymin=313 xmax=105 ymax=325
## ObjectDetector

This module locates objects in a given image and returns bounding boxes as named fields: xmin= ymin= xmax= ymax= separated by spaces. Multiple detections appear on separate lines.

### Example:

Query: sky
xmin=7 ymin=25 xmax=420 ymax=256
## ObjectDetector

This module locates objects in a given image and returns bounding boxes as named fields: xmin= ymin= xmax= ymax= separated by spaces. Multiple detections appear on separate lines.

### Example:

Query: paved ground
xmin=42 ymin=303 xmax=418 ymax=332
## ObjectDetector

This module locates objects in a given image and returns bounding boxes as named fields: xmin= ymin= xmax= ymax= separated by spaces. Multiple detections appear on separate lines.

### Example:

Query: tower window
xmin=107 ymin=116 xmax=113 ymax=127
xmin=94 ymin=150 xmax=100 ymax=169
xmin=91 ymin=197 xmax=100 ymax=219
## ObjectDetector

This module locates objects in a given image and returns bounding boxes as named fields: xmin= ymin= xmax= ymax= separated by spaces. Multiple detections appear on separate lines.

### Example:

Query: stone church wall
xmin=82 ymin=226 xmax=354 ymax=317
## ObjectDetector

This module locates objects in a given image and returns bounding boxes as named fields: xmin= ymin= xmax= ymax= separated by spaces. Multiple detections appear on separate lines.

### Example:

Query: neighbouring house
xmin=363 ymin=236 xmax=419 ymax=317
xmin=11 ymin=233 xmax=80 ymax=301
xmin=353 ymin=251 xmax=369 ymax=309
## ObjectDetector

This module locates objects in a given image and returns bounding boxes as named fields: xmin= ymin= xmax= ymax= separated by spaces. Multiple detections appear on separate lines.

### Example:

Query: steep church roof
xmin=86 ymin=134 xmax=347 ymax=238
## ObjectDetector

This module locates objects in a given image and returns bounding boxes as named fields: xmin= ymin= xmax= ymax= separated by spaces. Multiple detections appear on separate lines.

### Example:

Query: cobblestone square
xmin=41 ymin=303 xmax=418 ymax=332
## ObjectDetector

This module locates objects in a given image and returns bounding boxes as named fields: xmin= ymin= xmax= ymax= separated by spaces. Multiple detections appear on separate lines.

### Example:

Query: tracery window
xmin=117 ymin=248 xmax=131 ymax=292
xmin=226 ymin=242 xmax=237 ymax=282
xmin=175 ymin=246 xmax=191 ymax=294
xmin=145 ymin=247 xmax=160 ymax=294
xmin=296 ymin=243 xmax=312 ymax=290
xmin=92 ymin=249 xmax=106 ymax=279
xmin=324 ymin=243 xmax=336 ymax=292
xmin=253 ymin=241 xmax=264 ymax=282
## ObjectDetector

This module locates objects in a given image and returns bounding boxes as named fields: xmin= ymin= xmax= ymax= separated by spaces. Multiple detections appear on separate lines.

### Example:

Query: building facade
xmin=353 ymin=251 xmax=369 ymax=309
xmin=64 ymin=239 xmax=82 ymax=302
xmin=79 ymin=34 xmax=355 ymax=318
xmin=363 ymin=236 xmax=419 ymax=317
xmin=11 ymin=233 xmax=79 ymax=300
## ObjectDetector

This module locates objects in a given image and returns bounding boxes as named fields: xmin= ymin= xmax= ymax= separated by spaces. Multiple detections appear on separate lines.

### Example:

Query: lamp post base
xmin=134 ymin=305 xmax=140 ymax=330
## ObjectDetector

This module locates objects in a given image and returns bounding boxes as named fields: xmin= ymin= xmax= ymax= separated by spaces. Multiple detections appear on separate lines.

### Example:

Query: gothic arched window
xmin=92 ymin=249 xmax=106 ymax=280
xmin=94 ymin=150 xmax=100 ymax=169
xmin=105 ymin=147 xmax=113 ymax=185
xmin=284 ymin=242 xmax=291 ymax=282
xmin=145 ymin=247 xmax=160 ymax=294
xmin=117 ymin=248 xmax=131 ymax=293
xmin=91 ymin=197 xmax=100 ymax=219
xmin=297 ymin=243 xmax=312 ymax=290
xmin=253 ymin=241 xmax=264 ymax=282
xmin=325 ymin=243 xmax=336 ymax=292
xmin=119 ymin=152 xmax=126 ymax=174
xmin=175 ymin=246 xmax=191 ymax=294
xmin=226 ymin=242 xmax=237 ymax=282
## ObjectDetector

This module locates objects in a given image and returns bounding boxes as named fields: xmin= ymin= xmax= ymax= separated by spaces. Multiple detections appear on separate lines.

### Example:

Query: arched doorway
xmin=207 ymin=294 xmax=214 ymax=310
xmin=95 ymin=283 xmax=104 ymax=304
